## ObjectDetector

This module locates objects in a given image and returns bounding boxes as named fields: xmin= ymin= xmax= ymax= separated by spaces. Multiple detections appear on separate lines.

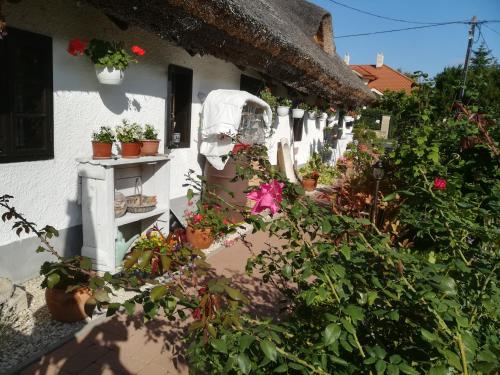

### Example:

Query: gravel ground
xmin=0 ymin=224 xmax=253 ymax=373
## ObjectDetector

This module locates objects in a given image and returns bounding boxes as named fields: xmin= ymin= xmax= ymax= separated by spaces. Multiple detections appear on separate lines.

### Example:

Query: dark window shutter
xmin=167 ymin=65 xmax=193 ymax=149
xmin=240 ymin=74 xmax=264 ymax=96
xmin=0 ymin=27 xmax=53 ymax=163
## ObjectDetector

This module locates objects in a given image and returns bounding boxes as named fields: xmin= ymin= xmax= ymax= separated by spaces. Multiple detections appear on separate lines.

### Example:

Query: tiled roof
xmin=350 ymin=64 xmax=414 ymax=94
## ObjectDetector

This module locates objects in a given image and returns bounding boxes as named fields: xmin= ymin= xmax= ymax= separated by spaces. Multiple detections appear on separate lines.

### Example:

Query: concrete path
xmin=20 ymin=231 xmax=283 ymax=375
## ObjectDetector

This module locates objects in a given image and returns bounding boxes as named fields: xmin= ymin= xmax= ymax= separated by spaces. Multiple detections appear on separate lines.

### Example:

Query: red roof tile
xmin=350 ymin=64 xmax=414 ymax=94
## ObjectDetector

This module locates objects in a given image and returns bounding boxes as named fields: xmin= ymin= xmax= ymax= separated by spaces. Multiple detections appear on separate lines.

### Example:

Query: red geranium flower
xmin=198 ymin=287 xmax=207 ymax=296
xmin=433 ymin=177 xmax=447 ymax=190
xmin=192 ymin=214 xmax=203 ymax=224
xmin=131 ymin=45 xmax=145 ymax=56
xmin=232 ymin=143 xmax=251 ymax=154
xmin=67 ymin=38 xmax=87 ymax=56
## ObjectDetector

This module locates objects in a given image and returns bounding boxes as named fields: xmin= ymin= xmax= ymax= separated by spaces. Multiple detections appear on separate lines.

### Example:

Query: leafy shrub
xmin=115 ymin=120 xmax=142 ymax=143
xmin=142 ymin=124 xmax=159 ymax=140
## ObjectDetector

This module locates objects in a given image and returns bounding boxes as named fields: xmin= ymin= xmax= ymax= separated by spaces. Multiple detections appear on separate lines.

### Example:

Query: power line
xmin=483 ymin=24 xmax=500 ymax=37
xmin=323 ymin=0 xmax=445 ymax=25
xmin=334 ymin=21 xmax=467 ymax=39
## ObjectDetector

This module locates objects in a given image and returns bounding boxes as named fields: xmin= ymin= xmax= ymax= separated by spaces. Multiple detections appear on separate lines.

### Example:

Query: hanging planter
xmin=277 ymin=106 xmax=290 ymax=117
xmin=320 ymin=112 xmax=328 ymax=120
xmin=292 ymin=108 xmax=305 ymax=119
xmin=67 ymin=38 xmax=145 ymax=85
xmin=95 ymin=66 xmax=124 ymax=85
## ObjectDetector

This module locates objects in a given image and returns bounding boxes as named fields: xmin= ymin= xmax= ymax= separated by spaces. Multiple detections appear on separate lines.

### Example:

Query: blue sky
xmin=310 ymin=0 xmax=500 ymax=77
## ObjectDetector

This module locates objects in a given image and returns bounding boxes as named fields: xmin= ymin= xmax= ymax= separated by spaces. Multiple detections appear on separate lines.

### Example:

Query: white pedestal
xmin=77 ymin=155 xmax=171 ymax=272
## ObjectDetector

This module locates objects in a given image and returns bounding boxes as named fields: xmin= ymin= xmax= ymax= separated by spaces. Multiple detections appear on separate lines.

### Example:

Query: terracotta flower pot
xmin=121 ymin=142 xmax=141 ymax=158
xmin=302 ymin=178 xmax=317 ymax=192
xmin=92 ymin=142 xmax=113 ymax=159
xmin=186 ymin=226 xmax=214 ymax=249
xmin=45 ymin=287 xmax=91 ymax=322
xmin=140 ymin=140 xmax=160 ymax=156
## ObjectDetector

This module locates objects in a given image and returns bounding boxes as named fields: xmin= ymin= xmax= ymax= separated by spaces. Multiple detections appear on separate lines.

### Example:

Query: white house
xmin=0 ymin=0 xmax=373 ymax=282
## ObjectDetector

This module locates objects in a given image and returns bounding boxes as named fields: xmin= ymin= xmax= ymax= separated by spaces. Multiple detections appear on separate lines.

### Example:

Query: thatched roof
xmin=85 ymin=0 xmax=375 ymax=106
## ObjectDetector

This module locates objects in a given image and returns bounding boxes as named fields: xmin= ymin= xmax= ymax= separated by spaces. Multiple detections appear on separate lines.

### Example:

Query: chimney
xmin=376 ymin=52 xmax=384 ymax=68
xmin=344 ymin=53 xmax=350 ymax=65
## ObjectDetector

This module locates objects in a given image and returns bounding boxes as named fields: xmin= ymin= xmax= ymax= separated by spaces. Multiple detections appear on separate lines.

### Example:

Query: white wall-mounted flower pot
xmin=327 ymin=116 xmax=335 ymax=123
xmin=292 ymin=108 xmax=305 ymax=119
xmin=308 ymin=111 xmax=317 ymax=119
xmin=277 ymin=106 xmax=290 ymax=117
xmin=320 ymin=112 xmax=328 ymax=120
xmin=95 ymin=66 xmax=125 ymax=85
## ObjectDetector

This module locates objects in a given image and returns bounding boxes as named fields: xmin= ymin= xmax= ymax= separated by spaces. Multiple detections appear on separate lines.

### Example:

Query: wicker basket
xmin=126 ymin=178 xmax=157 ymax=213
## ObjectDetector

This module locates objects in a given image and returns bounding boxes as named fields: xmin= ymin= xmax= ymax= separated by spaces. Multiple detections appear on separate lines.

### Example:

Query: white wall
xmin=0 ymin=0 xmax=351 ymax=248
xmin=0 ymin=0 xmax=241 ymax=245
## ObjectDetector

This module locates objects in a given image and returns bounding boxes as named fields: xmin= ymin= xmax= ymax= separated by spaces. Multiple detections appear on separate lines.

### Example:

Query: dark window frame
xmin=166 ymin=64 xmax=193 ymax=149
xmin=240 ymin=74 xmax=265 ymax=96
xmin=293 ymin=118 xmax=304 ymax=142
xmin=0 ymin=27 xmax=54 ymax=163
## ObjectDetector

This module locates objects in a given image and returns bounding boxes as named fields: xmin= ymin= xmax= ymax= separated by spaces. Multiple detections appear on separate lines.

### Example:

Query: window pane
xmin=168 ymin=65 xmax=193 ymax=148
xmin=13 ymin=116 xmax=47 ymax=150
xmin=13 ymin=83 xmax=45 ymax=113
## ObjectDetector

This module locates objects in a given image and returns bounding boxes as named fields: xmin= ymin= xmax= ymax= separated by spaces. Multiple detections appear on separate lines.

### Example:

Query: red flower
xmin=198 ymin=287 xmax=207 ymax=296
xmin=131 ymin=45 xmax=145 ymax=56
xmin=192 ymin=214 xmax=203 ymax=224
xmin=433 ymin=177 xmax=447 ymax=190
xmin=192 ymin=307 xmax=202 ymax=320
xmin=67 ymin=38 xmax=87 ymax=56
xmin=232 ymin=143 xmax=251 ymax=154
xmin=223 ymin=218 xmax=230 ymax=225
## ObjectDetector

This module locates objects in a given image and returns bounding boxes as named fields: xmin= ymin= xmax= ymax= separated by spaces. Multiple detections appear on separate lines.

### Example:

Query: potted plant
xmin=299 ymin=153 xmax=322 ymax=191
xmin=91 ymin=126 xmax=115 ymax=159
xmin=141 ymin=124 xmax=160 ymax=156
xmin=319 ymin=107 xmax=328 ymax=120
xmin=184 ymin=203 xmax=230 ymax=249
xmin=259 ymin=88 xmax=278 ymax=114
xmin=301 ymin=171 xmax=320 ymax=191
xmin=277 ymin=98 xmax=292 ymax=117
xmin=116 ymin=120 xmax=143 ymax=158
xmin=0 ymin=195 xmax=94 ymax=323
xmin=292 ymin=103 xmax=308 ymax=119
xmin=67 ymin=38 xmax=145 ymax=85
xmin=308 ymin=106 xmax=318 ymax=120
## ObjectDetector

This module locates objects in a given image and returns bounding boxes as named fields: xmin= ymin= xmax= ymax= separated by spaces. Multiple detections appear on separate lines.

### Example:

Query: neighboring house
xmin=0 ymin=0 xmax=373 ymax=282
xmin=349 ymin=53 xmax=414 ymax=96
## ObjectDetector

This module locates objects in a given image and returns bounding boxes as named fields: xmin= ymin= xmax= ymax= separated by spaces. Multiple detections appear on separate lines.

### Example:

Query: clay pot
xmin=302 ymin=178 xmax=317 ymax=192
xmin=92 ymin=142 xmax=112 ymax=159
xmin=45 ymin=287 xmax=91 ymax=322
xmin=140 ymin=140 xmax=160 ymax=156
xmin=186 ymin=226 xmax=214 ymax=249
xmin=121 ymin=142 xmax=141 ymax=158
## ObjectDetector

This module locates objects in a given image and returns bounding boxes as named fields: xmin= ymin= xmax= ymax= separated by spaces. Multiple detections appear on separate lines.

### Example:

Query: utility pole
xmin=458 ymin=16 xmax=477 ymax=101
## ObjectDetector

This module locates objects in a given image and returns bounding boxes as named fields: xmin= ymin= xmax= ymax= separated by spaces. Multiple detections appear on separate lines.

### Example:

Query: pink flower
xmin=246 ymin=179 xmax=284 ymax=216
xmin=131 ymin=45 xmax=145 ymax=56
xmin=67 ymin=38 xmax=87 ymax=56
xmin=433 ymin=177 xmax=447 ymax=190
xmin=192 ymin=307 xmax=202 ymax=320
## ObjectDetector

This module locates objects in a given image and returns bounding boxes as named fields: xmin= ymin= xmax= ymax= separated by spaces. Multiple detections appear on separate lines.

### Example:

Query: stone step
xmin=0 ymin=277 xmax=14 ymax=305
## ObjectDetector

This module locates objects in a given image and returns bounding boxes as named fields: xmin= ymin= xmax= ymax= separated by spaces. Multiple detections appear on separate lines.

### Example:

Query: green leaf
xmin=340 ymin=245 xmax=351 ymax=260
xmin=387 ymin=364 xmax=400 ymax=375
xmin=93 ymin=288 xmax=110 ymax=303
xmin=322 ymin=218 xmax=332 ymax=233
xmin=224 ymin=286 xmax=248 ymax=303
xmin=429 ymin=366 xmax=450 ymax=375
xmin=123 ymin=301 xmax=135 ymax=315
xmin=399 ymin=363 xmax=419 ymax=375
xmin=106 ymin=303 xmax=120 ymax=317
xmin=150 ymin=285 xmax=168 ymax=302
xmin=273 ymin=363 xmax=288 ymax=373
xmin=46 ymin=273 xmax=60 ymax=289
xmin=237 ymin=353 xmax=252 ymax=374
xmin=341 ymin=318 xmax=355 ymax=334
xmin=79 ymin=257 xmax=92 ymax=270
xmin=323 ymin=323 xmax=341 ymax=346
xmin=382 ymin=192 xmax=397 ymax=202
xmin=345 ymin=305 xmax=364 ymax=322
xmin=211 ymin=339 xmax=227 ymax=353
xmin=239 ymin=335 xmax=255 ymax=352
xmin=260 ymin=340 xmax=278 ymax=362
xmin=376 ymin=359 xmax=387 ymax=374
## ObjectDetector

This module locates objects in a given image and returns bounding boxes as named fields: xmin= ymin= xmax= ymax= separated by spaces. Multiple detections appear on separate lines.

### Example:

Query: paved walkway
xmin=21 ymin=231 xmax=283 ymax=375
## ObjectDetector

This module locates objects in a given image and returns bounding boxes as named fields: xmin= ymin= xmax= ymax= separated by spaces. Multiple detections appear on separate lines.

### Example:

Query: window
xmin=293 ymin=118 xmax=303 ymax=142
xmin=167 ymin=65 xmax=193 ymax=149
xmin=0 ymin=27 xmax=53 ymax=163
xmin=240 ymin=74 xmax=264 ymax=96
